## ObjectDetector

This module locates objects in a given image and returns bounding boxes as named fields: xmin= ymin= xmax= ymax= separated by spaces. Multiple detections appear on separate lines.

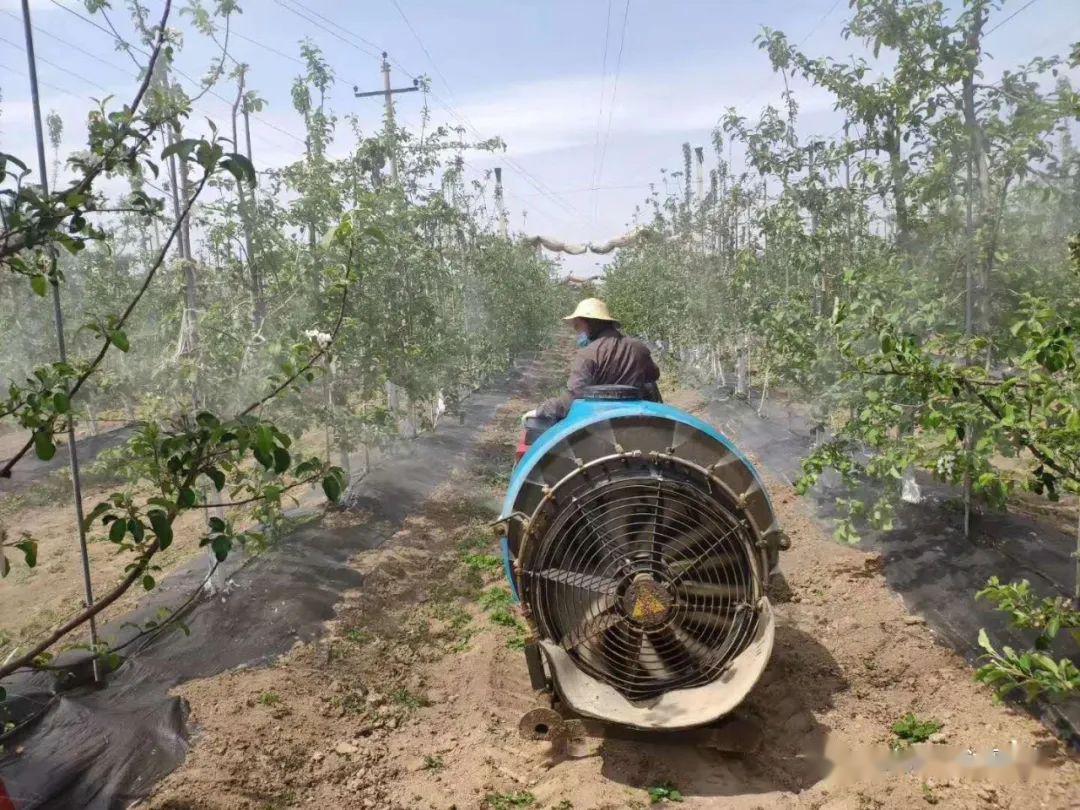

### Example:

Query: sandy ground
xmin=142 ymin=364 xmax=1080 ymax=810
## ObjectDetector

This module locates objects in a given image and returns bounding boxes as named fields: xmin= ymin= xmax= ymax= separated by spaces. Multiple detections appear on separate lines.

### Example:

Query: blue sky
xmin=2 ymin=0 xmax=1078 ymax=275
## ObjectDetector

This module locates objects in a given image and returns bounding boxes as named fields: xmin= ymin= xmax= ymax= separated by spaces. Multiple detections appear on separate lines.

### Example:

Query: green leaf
xmin=977 ymin=628 xmax=995 ymax=655
xmin=253 ymin=445 xmax=274 ymax=470
xmin=82 ymin=502 xmax=110 ymax=531
xmin=322 ymin=472 xmax=343 ymax=503
xmin=148 ymin=510 xmax=173 ymax=549
xmin=110 ymin=329 xmax=130 ymax=352
xmin=178 ymin=487 xmax=197 ymax=508
xmin=14 ymin=538 xmax=37 ymax=568
xmin=31 ymin=274 xmax=48 ymax=296
xmin=33 ymin=430 xmax=56 ymax=461
xmin=0 ymin=552 xmax=8 ymax=579
xmin=206 ymin=467 xmax=226 ymax=491
xmin=210 ymin=534 xmax=232 ymax=562
xmin=109 ymin=518 xmax=127 ymax=543
xmin=208 ymin=516 xmax=226 ymax=532
xmin=142 ymin=574 xmax=156 ymax=591
xmin=273 ymin=446 xmax=291 ymax=474
xmin=220 ymin=152 xmax=256 ymax=186
xmin=52 ymin=391 xmax=70 ymax=413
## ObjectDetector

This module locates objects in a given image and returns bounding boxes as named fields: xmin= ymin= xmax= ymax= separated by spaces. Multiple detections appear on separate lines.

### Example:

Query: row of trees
xmin=0 ymin=0 xmax=564 ymax=683
xmin=604 ymin=0 xmax=1079 ymax=700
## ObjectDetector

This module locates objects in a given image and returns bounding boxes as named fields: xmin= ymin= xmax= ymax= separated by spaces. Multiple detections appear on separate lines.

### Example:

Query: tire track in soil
xmin=147 ymin=368 xmax=1079 ymax=810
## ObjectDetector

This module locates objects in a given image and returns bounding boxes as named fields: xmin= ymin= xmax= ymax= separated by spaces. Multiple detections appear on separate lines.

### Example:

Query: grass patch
xmin=257 ymin=691 xmax=283 ymax=707
xmin=891 ymin=713 xmax=942 ymax=748
xmin=343 ymin=628 xmax=372 ymax=644
xmin=483 ymin=791 xmax=535 ymax=809
xmin=479 ymin=587 xmax=514 ymax=610
xmin=339 ymin=691 xmax=367 ymax=714
xmin=423 ymin=754 xmax=445 ymax=771
xmin=391 ymin=687 xmax=431 ymax=710
xmin=489 ymin=605 xmax=522 ymax=629
xmin=648 ymin=782 xmax=684 ymax=804
xmin=463 ymin=553 xmax=502 ymax=572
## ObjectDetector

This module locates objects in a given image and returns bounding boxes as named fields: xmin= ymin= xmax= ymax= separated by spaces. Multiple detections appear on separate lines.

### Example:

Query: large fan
xmin=518 ymin=460 xmax=762 ymax=702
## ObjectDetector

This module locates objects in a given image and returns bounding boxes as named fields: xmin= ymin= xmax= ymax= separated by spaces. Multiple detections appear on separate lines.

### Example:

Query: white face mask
xmin=576 ymin=331 xmax=590 ymax=348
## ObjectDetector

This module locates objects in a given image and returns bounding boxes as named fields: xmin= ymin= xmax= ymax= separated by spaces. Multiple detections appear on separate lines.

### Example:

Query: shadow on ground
xmin=597 ymin=625 xmax=845 ymax=799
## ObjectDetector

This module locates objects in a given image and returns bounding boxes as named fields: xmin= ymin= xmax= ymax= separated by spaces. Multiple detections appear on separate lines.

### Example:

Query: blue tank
xmin=495 ymin=389 xmax=786 ymax=729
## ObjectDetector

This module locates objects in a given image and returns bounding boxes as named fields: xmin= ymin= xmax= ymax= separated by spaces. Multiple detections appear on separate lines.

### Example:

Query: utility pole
xmin=694 ymin=147 xmax=705 ymax=203
xmin=354 ymin=52 xmax=419 ymax=183
xmin=21 ymin=0 xmax=101 ymax=684
xmin=494 ymin=167 xmax=508 ymax=238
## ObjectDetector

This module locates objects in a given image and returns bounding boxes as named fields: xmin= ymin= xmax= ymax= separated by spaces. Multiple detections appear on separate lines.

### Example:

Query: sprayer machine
xmin=495 ymin=385 xmax=788 ymax=750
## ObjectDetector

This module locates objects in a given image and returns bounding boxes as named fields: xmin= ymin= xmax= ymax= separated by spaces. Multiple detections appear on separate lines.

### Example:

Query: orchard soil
xmin=145 ymin=359 xmax=1079 ymax=810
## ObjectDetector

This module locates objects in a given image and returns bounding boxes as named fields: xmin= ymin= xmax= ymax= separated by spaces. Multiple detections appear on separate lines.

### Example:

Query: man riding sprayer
xmin=526 ymin=298 xmax=662 ymax=423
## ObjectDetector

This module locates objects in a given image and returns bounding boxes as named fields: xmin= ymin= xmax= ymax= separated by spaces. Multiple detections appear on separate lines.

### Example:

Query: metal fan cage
xmin=519 ymin=460 xmax=764 ymax=701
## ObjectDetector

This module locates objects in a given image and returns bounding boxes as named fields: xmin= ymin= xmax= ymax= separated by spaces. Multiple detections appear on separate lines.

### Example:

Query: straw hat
xmin=563 ymin=298 xmax=616 ymax=322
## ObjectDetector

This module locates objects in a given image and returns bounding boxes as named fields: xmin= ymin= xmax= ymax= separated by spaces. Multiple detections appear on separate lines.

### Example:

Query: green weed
xmin=391 ymin=687 xmax=431 ymax=710
xmin=463 ymin=553 xmax=502 ymax=572
xmin=423 ymin=754 xmax=445 ymax=771
xmin=891 ymin=713 xmax=942 ymax=748
xmin=483 ymin=791 xmax=535 ymax=809
xmin=257 ymin=691 xmax=282 ymax=707
xmin=648 ymin=782 xmax=684 ymax=803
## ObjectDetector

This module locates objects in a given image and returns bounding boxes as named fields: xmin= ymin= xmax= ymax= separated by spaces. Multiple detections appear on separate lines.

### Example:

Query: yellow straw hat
xmin=563 ymin=298 xmax=616 ymax=322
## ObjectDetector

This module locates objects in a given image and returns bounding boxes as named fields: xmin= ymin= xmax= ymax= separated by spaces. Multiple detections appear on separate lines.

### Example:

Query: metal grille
xmin=521 ymin=467 xmax=762 ymax=701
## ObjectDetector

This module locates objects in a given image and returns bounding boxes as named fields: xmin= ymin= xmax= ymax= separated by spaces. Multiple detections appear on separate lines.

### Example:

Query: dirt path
xmin=140 ymin=365 xmax=1080 ymax=810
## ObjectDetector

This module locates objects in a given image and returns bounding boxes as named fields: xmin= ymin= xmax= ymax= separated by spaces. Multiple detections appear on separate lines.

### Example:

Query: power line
xmin=797 ymin=0 xmax=843 ymax=46
xmin=986 ymin=0 xmax=1041 ymax=36
xmin=232 ymin=30 xmax=307 ymax=67
xmin=0 ymin=59 xmax=87 ymax=101
xmin=1 ymin=9 xmax=134 ymax=79
xmin=273 ymin=0 xmax=583 ymax=218
xmin=594 ymin=0 xmax=631 ymax=194
xmin=589 ymin=0 xmax=614 ymax=221
xmin=271 ymin=0 xmax=382 ymax=60
xmin=48 ymin=0 xmax=308 ymax=149
xmin=0 ymin=33 xmax=116 ymax=96
xmin=389 ymin=0 xmax=455 ymax=99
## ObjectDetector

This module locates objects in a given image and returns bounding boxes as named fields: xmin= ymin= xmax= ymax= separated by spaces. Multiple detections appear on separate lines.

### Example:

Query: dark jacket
xmin=537 ymin=325 xmax=661 ymax=419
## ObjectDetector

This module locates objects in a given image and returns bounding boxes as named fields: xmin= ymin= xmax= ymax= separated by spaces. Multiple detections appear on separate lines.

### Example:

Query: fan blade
xmin=533 ymin=567 xmax=618 ymax=595
xmin=560 ymin=602 xmax=621 ymax=652
xmin=675 ymin=581 xmax=745 ymax=601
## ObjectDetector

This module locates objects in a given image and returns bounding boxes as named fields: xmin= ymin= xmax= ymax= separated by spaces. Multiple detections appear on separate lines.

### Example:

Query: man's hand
xmin=521 ymin=408 xmax=537 ymax=426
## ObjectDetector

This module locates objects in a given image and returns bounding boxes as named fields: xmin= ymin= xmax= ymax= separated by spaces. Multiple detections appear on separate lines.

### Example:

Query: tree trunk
xmin=231 ymin=68 xmax=265 ymax=331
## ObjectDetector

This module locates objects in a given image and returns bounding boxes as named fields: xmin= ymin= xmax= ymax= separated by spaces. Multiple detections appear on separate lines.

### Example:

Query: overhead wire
xmin=271 ymin=0 xmax=584 ymax=220
xmin=271 ymin=0 xmax=382 ymax=59
xmin=589 ymin=0 xmax=614 ymax=223
xmin=48 ymin=0 xmax=308 ymax=150
xmin=0 ymin=32 xmax=115 ymax=96
xmin=593 ymin=0 xmax=631 ymax=200
xmin=985 ymin=0 xmax=1041 ymax=36
xmin=389 ymin=0 xmax=455 ymax=100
